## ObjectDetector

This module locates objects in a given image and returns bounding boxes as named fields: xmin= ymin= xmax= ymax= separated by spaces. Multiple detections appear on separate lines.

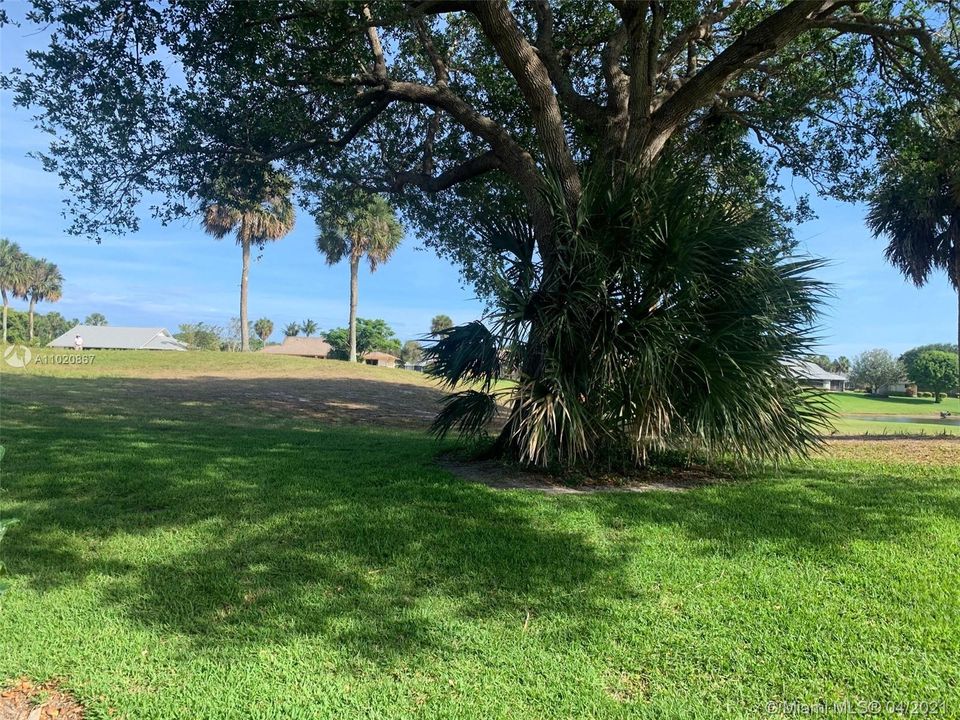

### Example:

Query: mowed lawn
xmin=827 ymin=392 xmax=960 ymax=437
xmin=0 ymin=351 xmax=958 ymax=718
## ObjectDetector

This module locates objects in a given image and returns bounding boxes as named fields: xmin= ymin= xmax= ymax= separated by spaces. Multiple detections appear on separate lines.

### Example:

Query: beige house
xmin=363 ymin=351 xmax=399 ymax=367
xmin=260 ymin=336 xmax=332 ymax=358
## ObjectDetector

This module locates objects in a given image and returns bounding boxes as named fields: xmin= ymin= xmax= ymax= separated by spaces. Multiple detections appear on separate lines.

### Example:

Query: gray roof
xmin=48 ymin=325 xmax=188 ymax=351
xmin=785 ymin=359 xmax=847 ymax=382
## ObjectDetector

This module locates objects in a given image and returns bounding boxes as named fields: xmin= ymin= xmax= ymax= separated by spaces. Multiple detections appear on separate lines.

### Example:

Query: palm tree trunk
xmin=349 ymin=255 xmax=360 ymax=362
xmin=2 ymin=288 xmax=7 ymax=344
xmin=28 ymin=297 xmax=35 ymax=342
xmin=240 ymin=239 xmax=251 ymax=352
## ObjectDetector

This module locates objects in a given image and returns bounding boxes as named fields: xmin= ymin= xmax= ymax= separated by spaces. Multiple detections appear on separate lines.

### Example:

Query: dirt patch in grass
xmin=0 ymin=679 xmax=84 ymax=720
xmin=825 ymin=437 xmax=960 ymax=465
xmin=438 ymin=457 xmax=722 ymax=494
xmin=3 ymin=374 xmax=446 ymax=430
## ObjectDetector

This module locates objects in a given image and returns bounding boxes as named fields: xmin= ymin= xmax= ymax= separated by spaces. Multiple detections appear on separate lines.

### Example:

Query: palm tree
xmin=21 ymin=258 xmax=63 ymax=342
xmin=254 ymin=318 xmax=273 ymax=343
xmin=300 ymin=319 xmax=318 ymax=337
xmin=430 ymin=314 xmax=453 ymax=335
xmin=203 ymin=174 xmax=295 ymax=352
xmin=867 ymin=106 xmax=960 ymax=385
xmin=282 ymin=322 xmax=300 ymax=337
xmin=316 ymin=193 xmax=403 ymax=362
xmin=0 ymin=239 xmax=29 ymax=344
xmin=85 ymin=312 xmax=108 ymax=326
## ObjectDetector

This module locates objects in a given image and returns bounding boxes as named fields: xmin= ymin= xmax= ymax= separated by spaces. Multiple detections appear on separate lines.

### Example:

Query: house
xmin=877 ymin=381 xmax=914 ymax=396
xmin=785 ymin=359 xmax=847 ymax=391
xmin=402 ymin=359 xmax=432 ymax=372
xmin=48 ymin=325 xmax=188 ymax=351
xmin=363 ymin=351 xmax=399 ymax=367
xmin=260 ymin=336 xmax=332 ymax=358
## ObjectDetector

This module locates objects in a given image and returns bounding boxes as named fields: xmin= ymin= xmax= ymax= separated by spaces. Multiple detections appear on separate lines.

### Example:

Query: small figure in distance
xmin=74 ymin=334 xmax=83 ymax=352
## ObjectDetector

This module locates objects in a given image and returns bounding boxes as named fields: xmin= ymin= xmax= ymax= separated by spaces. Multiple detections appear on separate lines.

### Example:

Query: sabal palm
xmin=867 ymin=108 xmax=960 ymax=385
xmin=426 ymin=166 xmax=830 ymax=469
xmin=316 ymin=193 xmax=403 ymax=362
xmin=0 ymin=239 xmax=29 ymax=344
xmin=253 ymin=318 xmax=273 ymax=343
xmin=22 ymin=258 xmax=63 ymax=342
xmin=203 ymin=176 xmax=295 ymax=352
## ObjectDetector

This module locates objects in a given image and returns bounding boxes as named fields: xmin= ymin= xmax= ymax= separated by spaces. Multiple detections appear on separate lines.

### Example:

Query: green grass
xmin=2 ymin=346 xmax=425 ymax=381
xmin=0 ymin=358 xmax=958 ymax=718
xmin=825 ymin=392 xmax=960 ymax=437
xmin=827 ymin=392 xmax=960 ymax=415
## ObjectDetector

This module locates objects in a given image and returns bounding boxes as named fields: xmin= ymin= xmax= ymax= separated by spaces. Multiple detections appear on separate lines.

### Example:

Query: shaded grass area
xmin=0 ymin=370 xmax=959 ymax=718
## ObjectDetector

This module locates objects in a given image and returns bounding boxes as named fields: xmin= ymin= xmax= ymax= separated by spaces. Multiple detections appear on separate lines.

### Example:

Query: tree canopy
xmin=850 ymin=348 xmax=905 ymax=393
xmin=901 ymin=343 xmax=959 ymax=378
xmin=327 ymin=318 xmax=401 ymax=359
xmin=430 ymin=314 xmax=454 ymax=335
xmin=911 ymin=350 xmax=960 ymax=401
xmin=5 ymin=1 xmax=958 ymax=289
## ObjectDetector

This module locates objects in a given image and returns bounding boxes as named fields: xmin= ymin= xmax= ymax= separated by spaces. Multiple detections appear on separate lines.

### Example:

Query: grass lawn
xmin=826 ymin=392 xmax=960 ymax=437
xmin=0 ymin=353 xmax=958 ymax=718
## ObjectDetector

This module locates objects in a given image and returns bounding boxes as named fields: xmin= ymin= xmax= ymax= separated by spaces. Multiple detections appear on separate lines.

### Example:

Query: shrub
xmin=427 ymin=166 xmax=832 ymax=470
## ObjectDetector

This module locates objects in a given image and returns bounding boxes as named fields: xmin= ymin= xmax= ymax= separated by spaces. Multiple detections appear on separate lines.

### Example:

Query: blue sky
xmin=1 ymin=21 xmax=954 ymax=355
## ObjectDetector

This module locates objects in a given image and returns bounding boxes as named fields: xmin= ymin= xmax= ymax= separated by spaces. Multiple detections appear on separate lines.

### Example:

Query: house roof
xmin=785 ymin=359 xmax=847 ymax=382
xmin=260 ymin=336 xmax=332 ymax=357
xmin=364 ymin=351 xmax=399 ymax=363
xmin=48 ymin=325 xmax=188 ymax=351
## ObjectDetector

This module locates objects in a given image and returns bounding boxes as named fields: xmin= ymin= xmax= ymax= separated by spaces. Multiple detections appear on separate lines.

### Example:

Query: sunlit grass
xmin=0 ymin=360 xmax=957 ymax=717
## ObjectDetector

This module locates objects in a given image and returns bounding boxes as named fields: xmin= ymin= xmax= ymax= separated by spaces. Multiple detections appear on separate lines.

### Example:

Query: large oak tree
xmin=5 ymin=1 xmax=957 ymax=266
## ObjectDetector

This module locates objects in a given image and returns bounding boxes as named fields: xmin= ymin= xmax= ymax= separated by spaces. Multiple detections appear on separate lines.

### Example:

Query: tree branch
xmin=362 ymin=5 xmax=388 ymax=79
xmin=656 ymin=0 xmax=748 ymax=75
xmin=471 ymin=0 xmax=581 ymax=203
xmin=811 ymin=18 xmax=960 ymax=94
xmin=643 ymin=0 xmax=845 ymax=164
xmin=387 ymin=150 xmax=502 ymax=192
xmin=530 ymin=0 xmax=606 ymax=128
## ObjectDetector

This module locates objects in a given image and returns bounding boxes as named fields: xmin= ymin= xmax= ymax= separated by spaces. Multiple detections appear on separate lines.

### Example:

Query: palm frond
xmin=430 ymin=390 xmax=499 ymax=440
xmin=424 ymin=321 xmax=502 ymax=390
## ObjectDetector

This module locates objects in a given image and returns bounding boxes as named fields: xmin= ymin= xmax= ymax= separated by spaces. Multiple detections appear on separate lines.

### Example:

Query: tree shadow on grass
xmin=582 ymin=462 xmax=960 ymax=561
xmin=1 ymin=391 xmax=609 ymax=663
xmin=3 ymin=374 xmax=959 ymax=666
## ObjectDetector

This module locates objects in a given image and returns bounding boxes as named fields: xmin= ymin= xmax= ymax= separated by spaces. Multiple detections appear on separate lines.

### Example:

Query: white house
xmin=48 ymin=325 xmax=188 ymax=351
xmin=785 ymin=359 xmax=847 ymax=391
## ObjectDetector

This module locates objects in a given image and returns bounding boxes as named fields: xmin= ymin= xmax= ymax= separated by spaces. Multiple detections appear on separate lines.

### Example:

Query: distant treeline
xmin=2 ymin=308 xmax=78 ymax=346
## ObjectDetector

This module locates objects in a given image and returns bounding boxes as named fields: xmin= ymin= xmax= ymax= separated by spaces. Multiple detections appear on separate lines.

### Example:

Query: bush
xmin=919 ymin=391 xmax=933 ymax=397
xmin=427 ymin=166 xmax=832 ymax=469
